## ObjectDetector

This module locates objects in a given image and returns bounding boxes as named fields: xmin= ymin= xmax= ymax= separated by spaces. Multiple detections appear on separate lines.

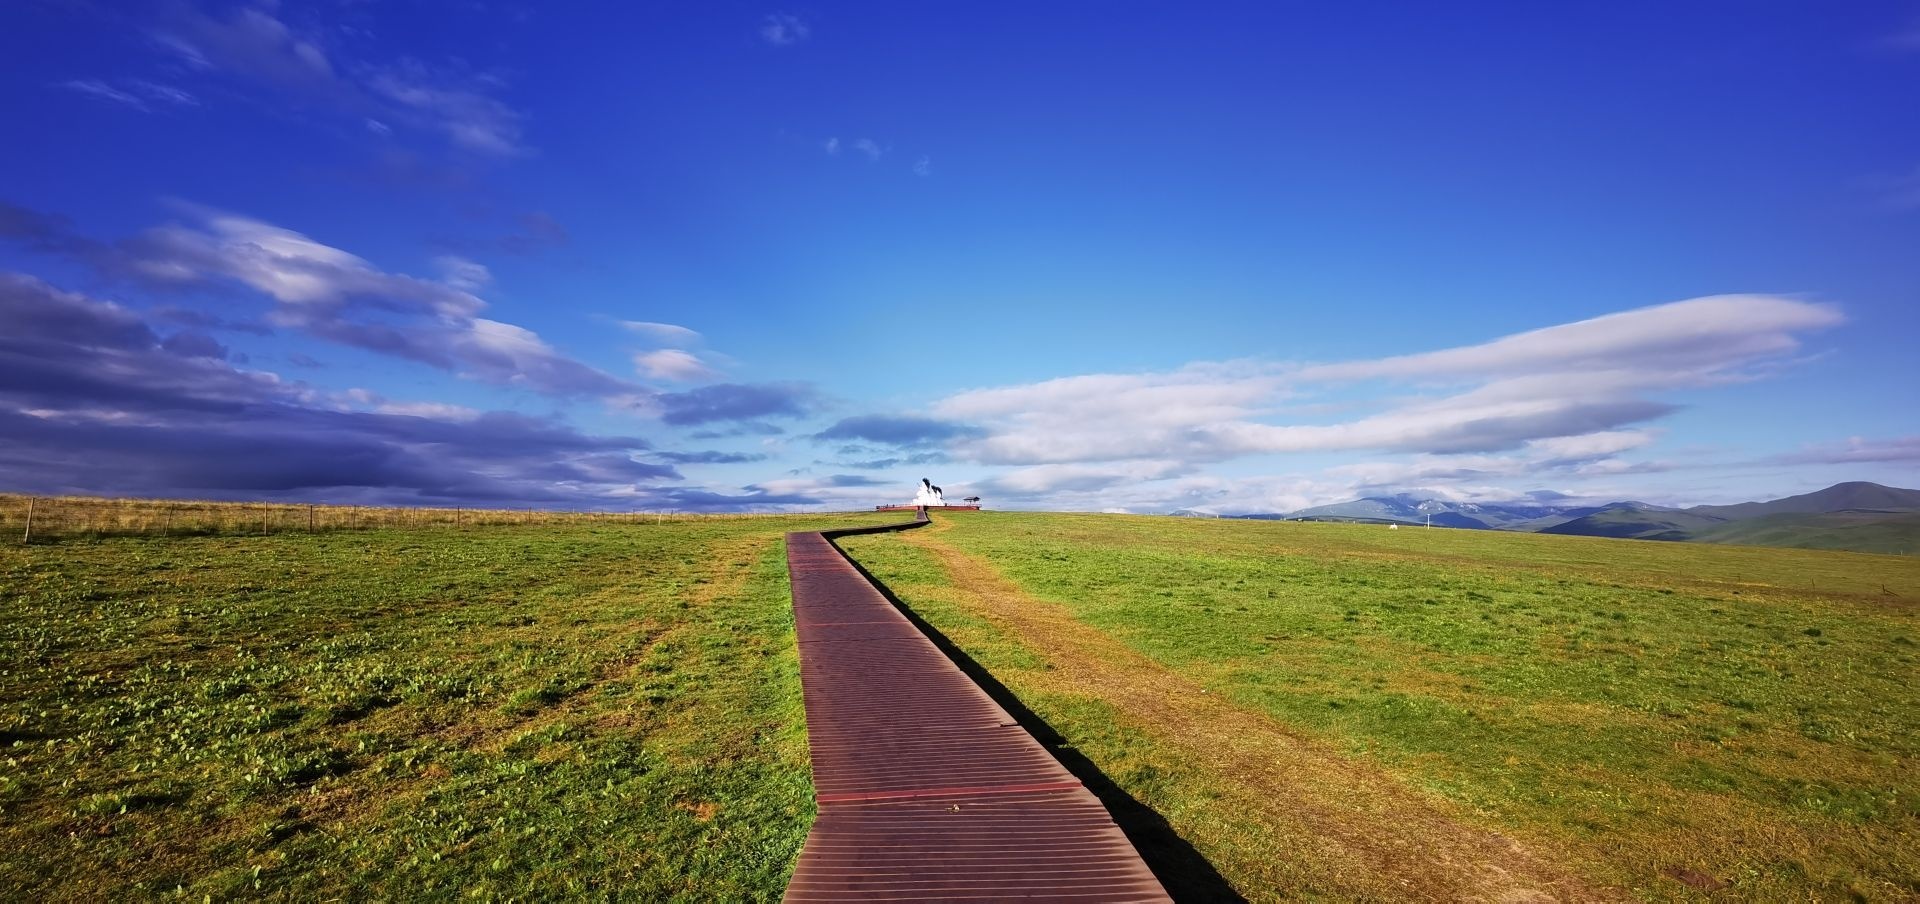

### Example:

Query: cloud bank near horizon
xmin=0 ymin=200 xmax=1897 ymax=512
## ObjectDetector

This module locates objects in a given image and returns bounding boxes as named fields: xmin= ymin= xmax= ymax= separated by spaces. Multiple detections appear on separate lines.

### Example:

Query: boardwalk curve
xmin=783 ymin=511 xmax=1171 ymax=903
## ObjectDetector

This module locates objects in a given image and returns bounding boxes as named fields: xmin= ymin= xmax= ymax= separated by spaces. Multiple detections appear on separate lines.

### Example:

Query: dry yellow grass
xmin=0 ymin=492 xmax=847 ymax=541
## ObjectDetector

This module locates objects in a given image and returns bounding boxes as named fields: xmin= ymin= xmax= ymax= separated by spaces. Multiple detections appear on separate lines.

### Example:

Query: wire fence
xmin=1 ymin=494 xmax=844 ymax=543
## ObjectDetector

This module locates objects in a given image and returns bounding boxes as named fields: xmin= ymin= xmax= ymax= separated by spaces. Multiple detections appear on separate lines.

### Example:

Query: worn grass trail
xmin=0 ymin=514 xmax=895 ymax=901
xmin=836 ymin=513 xmax=1920 ymax=902
xmin=901 ymin=522 xmax=1603 ymax=902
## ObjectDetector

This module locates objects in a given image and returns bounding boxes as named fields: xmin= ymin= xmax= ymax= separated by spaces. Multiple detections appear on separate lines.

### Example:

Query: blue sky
xmin=1 ymin=1 xmax=1916 ymax=513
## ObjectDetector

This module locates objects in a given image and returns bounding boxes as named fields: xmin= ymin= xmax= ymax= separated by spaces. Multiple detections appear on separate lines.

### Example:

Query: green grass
xmin=841 ymin=512 xmax=1920 ymax=901
xmin=12 ymin=506 xmax=1916 ymax=900
xmin=0 ymin=513 xmax=894 ymax=901
xmin=1691 ymin=511 xmax=1920 ymax=556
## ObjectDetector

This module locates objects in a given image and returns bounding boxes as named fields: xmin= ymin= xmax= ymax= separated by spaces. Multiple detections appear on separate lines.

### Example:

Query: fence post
xmin=308 ymin=504 xmax=316 ymax=532
xmin=22 ymin=498 xmax=34 ymax=544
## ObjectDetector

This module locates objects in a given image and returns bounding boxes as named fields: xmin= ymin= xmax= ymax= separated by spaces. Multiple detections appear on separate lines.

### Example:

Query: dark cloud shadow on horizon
xmin=0 ymin=272 xmax=816 ymax=510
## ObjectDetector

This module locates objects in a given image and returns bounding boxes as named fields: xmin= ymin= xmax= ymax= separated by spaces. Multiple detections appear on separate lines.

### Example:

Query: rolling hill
xmin=1259 ymin=482 xmax=1919 ymax=554
xmin=1688 ymin=481 xmax=1920 ymax=520
xmin=1689 ymin=510 xmax=1920 ymax=556
xmin=1536 ymin=502 xmax=1727 ymax=541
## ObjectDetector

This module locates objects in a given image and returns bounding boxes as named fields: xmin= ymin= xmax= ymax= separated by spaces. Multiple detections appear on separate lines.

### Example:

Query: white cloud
xmin=1524 ymin=430 xmax=1657 ymax=460
xmin=913 ymin=155 xmax=931 ymax=177
xmin=133 ymin=208 xmax=481 ymax=314
xmin=115 ymin=205 xmax=632 ymax=398
xmin=1295 ymin=295 xmax=1839 ymax=383
xmin=760 ymin=14 xmax=811 ymax=46
xmin=635 ymin=349 xmax=720 ymax=382
xmin=823 ymin=137 xmax=841 ymax=155
xmin=435 ymin=255 xmax=491 ymax=292
xmin=968 ymin=469 xmax=1352 ymax=516
xmin=978 ymin=460 xmax=1194 ymax=495
xmin=851 ymin=138 xmax=886 ymax=161
xmin=372 ymin=400 xmax=482 ymax=421
xmin=936 ymin=362 xmax=1287 ymax=464
xmin=621 ymin=321 xmax=703 ymax=347
xmin=1325 ymin=431 xmax=1669 ymax=489
xmin=935 ymin=296 xmax=1839 ymax=470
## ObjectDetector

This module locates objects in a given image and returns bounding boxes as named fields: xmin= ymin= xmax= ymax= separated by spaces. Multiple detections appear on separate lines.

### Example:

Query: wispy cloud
xmin=1324 ymin=431 xmax=1671 ymax=490
xmin=820 ymin=136 xmax=890 ymax=162
xmin=618 ymin=318 xmax=733 ymax=384
xmin=813 ymin=414 xmax=981 ymax=447
xmin=621 ymin=320 xmax=703 ymax=346
xmin=913 ymin=155 xmax=931 ymax=177
xmin=363 ymin=59 xmax=526 ymax=156
xmin=0 ymin=272 xmax=683 ymax=506
xmin=1 ymin=201 xmax=633 ymax=399
xmin=147 ymin=3 xmax=528 ymax=156
xmin=635 ymin=348 xmax=720 ymax=382
xmin=434 ymin=255 xmax=491 ymax=292
xmin=759 ymin=14 xmax=811 ymax=46
xmin=60 ymin=80 xmax=151 ymax=111
xmin=656 ymin=382 xmax=817 ymax=426
xmin=1768 ymin=435 xmax=1920 ymax=465
xmin=936 ymin=295 xmax=1842 ymax=469
xmin=129 ymin=79 xmax=199 ymax=107
xmin=656 ymin=450 xmax=768 ymax=465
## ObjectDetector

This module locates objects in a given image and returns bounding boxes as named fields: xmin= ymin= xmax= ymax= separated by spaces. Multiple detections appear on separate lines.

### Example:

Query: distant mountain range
xmin=1229 ymin=482 xmax=1920 ymax=555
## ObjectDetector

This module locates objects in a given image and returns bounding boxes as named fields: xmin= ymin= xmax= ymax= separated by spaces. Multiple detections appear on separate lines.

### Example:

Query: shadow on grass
xmin=838 ymin=550 xmax=1246 ymax=904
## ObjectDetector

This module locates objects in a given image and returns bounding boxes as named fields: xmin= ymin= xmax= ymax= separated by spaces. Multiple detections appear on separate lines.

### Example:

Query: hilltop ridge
xmin=1235 ymin=482 xmax=1920 ymax=554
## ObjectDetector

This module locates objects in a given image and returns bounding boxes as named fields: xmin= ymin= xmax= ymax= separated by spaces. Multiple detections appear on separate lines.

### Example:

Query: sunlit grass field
xmin=839 ymin=512 xmax=1920 ymax=902
xmin=7 ymin=504 xmax=1916 ymax=901
xmin=0 ymin=512 xmax=894 ymax=901
xmin=0 ymin=493 xmax=801 ymax=541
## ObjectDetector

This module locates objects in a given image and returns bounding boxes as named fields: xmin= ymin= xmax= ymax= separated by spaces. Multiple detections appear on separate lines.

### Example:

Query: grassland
xmin=9 ymin=503 xmax=1915 ymax=901
xmin=0 ymin=492 xmax=793 ymax=542
xmin=0 ymin=512 xmax=894 ymax=901
xmin=1691 ymin=511 xmax=1920 ymax=556
xmin=838 ymin=513 xmax=1920 ymax=902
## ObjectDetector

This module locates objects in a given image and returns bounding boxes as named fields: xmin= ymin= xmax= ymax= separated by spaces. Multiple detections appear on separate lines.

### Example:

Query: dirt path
xmin=895 ymin=524 xmax=1620 ymax=903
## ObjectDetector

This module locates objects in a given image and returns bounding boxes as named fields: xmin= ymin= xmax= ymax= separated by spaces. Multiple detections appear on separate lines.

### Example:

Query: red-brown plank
xmin=783 ymin=514 xmax=1171 ymax=903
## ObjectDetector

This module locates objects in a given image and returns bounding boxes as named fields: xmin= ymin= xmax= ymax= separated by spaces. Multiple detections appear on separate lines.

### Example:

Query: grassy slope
xmin=841 ymin=512 xmax=1920 ymax=902
xmin=1537 ymin=507 xmax=1727 ymax=541
xmin=0 ymin=514 xmax=892 ymax=901
xmin=1690 ymin=511 xmax=1920 ymax=556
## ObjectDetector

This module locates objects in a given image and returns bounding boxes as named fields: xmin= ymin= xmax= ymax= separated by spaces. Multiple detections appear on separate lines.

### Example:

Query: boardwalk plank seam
xmin=782 ymin=511 xmax=1171 ymax=903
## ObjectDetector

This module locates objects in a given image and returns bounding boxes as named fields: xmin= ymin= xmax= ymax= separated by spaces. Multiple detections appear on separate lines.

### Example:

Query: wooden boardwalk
xmin=783 ymin=513 xmax=1171 ymax=903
